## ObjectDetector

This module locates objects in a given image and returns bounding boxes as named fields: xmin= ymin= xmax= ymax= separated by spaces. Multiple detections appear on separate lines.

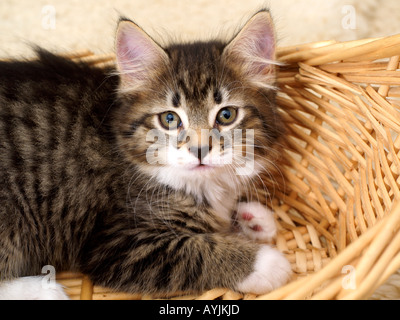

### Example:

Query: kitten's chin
xmin=153 ymin=162 xmax=257 ymax=185
xmin=147 ymin=164 xmax=227 ymax=190
xmin=187 ymin=164 xmax=217 ymax=172
xmin=177 ymin=164 xmax=223 ymax=178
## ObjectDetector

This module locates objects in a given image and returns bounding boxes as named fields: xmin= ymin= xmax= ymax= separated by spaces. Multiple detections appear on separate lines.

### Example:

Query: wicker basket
xmin=56 ymin=34 xmax=400 ymax=300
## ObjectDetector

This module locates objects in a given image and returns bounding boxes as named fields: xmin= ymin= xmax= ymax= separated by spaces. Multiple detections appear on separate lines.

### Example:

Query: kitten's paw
xmin=0 ymin=276 xmax=69 ymax=300
xmin=236 ymin=202 xmax=277 ymax=242
xmin=235 ymin=245 xmax=292 ymax=294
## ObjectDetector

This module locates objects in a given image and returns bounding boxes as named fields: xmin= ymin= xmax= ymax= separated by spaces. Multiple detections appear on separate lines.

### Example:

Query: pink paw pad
xmin=240 ymin=212 xmax=263 ymax=232
xmin=251 ymin=225 xmax=263 ymax=232
xmin=241 ymin=212 xmax=254 ymax=221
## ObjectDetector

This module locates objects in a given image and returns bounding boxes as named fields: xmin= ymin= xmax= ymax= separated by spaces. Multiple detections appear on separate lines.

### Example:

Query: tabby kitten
xmin=0 ymin=9 xmax=291 ymax=299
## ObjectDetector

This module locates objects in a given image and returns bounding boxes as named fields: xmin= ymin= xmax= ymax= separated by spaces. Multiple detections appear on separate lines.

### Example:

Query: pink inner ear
xmin=226 ymin=11 xmax=276 ymax=77
xmin=246 ymin=16 xmax=275 ymax=61
xmin=116 ymin=21 xmax=165 ymax=81
xmin=247 ymin=23 xmax=275 ymax=75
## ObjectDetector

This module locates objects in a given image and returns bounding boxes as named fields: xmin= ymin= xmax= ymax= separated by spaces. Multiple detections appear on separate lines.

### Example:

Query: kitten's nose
xmin=189 ymin=145 xmax=210 ymax=162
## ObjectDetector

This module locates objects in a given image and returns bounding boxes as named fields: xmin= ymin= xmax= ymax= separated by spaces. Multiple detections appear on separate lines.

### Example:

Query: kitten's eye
xmin=216 ymin=107 xmax=237 ymax=126
xmin=159 ymin=111 xmax=182 ymax=130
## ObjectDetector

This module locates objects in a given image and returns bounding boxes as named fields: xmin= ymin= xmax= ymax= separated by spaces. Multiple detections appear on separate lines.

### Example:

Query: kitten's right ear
xmin=115 ymin=19 xmax=168 ymax=86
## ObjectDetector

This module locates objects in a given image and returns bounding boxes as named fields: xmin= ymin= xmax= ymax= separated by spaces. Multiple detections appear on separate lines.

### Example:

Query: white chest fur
xmin=152 ymin=166 xmax=240 ymax=223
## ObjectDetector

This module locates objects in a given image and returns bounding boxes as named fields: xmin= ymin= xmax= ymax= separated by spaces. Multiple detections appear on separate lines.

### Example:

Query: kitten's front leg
xmin=82 ymin=220 xmax=291 ymax=295
xmin=235 ymin=244 xmax=291 ymax=294
xmin=236 ymin=202 xmax=277 ymax=242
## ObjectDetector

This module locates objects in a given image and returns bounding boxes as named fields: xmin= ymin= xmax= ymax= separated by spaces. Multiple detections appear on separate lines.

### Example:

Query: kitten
xmin=0 ymin=9 xmax=291 ymax=299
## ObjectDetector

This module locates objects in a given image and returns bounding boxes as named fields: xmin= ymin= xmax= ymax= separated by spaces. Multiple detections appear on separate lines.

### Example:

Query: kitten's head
xmin=113 ymin=10 xmax=284 ymax=197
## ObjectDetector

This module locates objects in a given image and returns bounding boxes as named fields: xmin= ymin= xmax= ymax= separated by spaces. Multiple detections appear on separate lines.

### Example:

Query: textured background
xmin=1 ymin=0 xmax=400 ymax=299
xmin=2 ymin=0 xmax=400 ymax=58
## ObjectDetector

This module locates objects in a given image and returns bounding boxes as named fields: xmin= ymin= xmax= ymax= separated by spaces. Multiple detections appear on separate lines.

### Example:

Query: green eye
xmin=216 ymin=107 xmax=237 ymax=126
xmin=159 ymin=111 xmax=182 ymax=130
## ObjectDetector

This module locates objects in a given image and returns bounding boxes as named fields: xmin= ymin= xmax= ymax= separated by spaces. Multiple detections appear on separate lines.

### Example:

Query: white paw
xmin=236 ymin=245 xmax=292 ymax=294
xmin=236 ymin=202 xmax=277 ymax=242
xmin=0 ymin=276 xmax=69 ymax=300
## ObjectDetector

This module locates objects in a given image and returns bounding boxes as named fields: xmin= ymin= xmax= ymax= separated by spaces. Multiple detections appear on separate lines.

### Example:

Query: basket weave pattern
xmin=57 ymin=35 xmax=400 ymax=300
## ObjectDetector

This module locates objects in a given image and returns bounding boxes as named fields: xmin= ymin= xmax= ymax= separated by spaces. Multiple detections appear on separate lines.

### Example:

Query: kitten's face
xmin=113 ymin=11 xmax=283 ymax=192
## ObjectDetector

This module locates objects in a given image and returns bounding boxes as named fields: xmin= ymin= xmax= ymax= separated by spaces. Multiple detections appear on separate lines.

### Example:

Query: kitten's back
xmin=0 ymin=50 xmax=119 ymax=277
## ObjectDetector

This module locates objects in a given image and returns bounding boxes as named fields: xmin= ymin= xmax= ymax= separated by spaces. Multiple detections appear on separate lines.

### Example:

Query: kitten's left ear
xmin=223 ymin=10 xmax=277 ymax=86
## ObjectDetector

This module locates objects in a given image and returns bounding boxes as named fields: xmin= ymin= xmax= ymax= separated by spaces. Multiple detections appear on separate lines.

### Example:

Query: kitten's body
xmin=0 ymin=51 xmax=121 ymax=277
xmin=0 ymin=10 xmax=291 ymax=299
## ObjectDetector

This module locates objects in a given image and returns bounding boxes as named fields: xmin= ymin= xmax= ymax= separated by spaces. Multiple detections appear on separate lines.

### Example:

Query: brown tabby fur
xmin=0 ymin=10 xmax=285 ymax=295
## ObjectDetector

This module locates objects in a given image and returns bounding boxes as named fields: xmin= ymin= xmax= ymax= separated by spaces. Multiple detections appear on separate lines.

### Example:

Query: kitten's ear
xmin=223 ymin=10 xmax=276 ymax=86
xmin=115 ymin=19 xmax=168 ymax=86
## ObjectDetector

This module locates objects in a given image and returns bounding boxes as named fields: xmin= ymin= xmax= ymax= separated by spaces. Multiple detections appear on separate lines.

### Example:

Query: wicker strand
xmin=80 ymin=276 xmax=94 ymax=300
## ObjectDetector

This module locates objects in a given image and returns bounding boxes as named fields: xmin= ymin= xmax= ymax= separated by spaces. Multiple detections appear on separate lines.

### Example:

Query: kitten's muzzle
xmin=189 ymin=145 xmax=211 ymax=162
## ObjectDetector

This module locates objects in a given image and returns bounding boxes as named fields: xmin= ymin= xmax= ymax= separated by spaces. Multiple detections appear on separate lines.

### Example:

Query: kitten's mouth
xmin=191 ymin=164 xmax=214 ymax=171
